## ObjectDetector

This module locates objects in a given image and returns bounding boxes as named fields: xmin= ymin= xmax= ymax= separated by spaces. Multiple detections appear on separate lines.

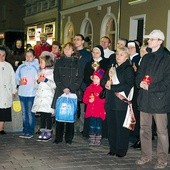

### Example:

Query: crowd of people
xmin=0 ymin=30 xmax=170 ymax=169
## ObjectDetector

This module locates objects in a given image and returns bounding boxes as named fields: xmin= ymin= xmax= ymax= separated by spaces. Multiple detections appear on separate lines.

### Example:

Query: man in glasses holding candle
xmin=135 ymin=30 xmax=170 ymax=169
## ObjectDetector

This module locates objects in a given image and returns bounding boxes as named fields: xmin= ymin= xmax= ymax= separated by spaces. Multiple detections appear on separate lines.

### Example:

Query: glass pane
xmin=106 ymin=18 xmax=115 ymax=50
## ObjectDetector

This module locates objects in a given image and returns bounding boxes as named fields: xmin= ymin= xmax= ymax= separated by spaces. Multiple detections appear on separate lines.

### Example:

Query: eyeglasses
xmin=148 ymin=38 xmax=161 ymax=41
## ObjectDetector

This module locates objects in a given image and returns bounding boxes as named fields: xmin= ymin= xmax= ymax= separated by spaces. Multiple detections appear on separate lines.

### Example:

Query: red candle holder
xmin=143 ymin=75 xmax=152 ymax=85
xmin=89 ymin=92 xmax=95 ymax=100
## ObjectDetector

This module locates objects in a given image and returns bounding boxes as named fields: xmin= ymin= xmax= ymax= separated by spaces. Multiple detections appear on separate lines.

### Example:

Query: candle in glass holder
xmin=143 ymin=75 xmax=152 ymax=85
xmin=22 ymin=77 xmax=27 ymax=85
xmin=40 ymin=74 xmax=45 ymax=78
xmin=89 ymin=92 xmax=95 ymax=100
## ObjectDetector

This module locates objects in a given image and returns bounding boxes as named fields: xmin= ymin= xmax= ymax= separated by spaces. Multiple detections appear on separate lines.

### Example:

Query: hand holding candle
xmin=89 ymin=92 xmax=95 ymax=103
xmin=143 ymin=75 xmax=152 ymax=85
xmin=21 ymin=77 xmax=27 ymax=85
xmin=38 ymin=74 xmax=45 ymax=82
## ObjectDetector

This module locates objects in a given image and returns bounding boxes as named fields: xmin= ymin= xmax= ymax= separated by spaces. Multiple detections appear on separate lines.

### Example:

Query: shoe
xmin=66 ymin=141 xmax=72 ymax=145
xmin=0 ymin=130 xmax=6 ymax=135
xmin=89 ymin=141 xmax=96 ymax=146
xmin=131 ymin=140 xmax=141 ymax=149
xmin=136 ymin=158 xmax=151 ymax=165
xmin=154 ymin=161 xmax=167 ymax=169
xmin=116 ymin=154 xmax=126 ymax=158
xmin=53 ymin=139 xmax=62 ymax=144
xmin=38 ymin=129 xmax=46 ymax=140
xmin=42 ymin=131 xmax=52 ymax=141
xmin=107 ymin=152 xmax=115 ymax=156
xmin=19 ymin=134 xmax=33 ymax=139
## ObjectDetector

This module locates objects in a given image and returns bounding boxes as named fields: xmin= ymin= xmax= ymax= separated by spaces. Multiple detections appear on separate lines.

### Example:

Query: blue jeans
xmin=88 ymin=117 xmax=102 ymax=136
xmin=19 ymin=96 xmax=35 ymax=135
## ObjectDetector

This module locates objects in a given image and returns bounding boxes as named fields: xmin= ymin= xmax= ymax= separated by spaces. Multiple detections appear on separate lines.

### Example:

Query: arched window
xmin=101 ymin=12 xmax=117 ymax=50
xmin=64 ymin=22 xmax=74 ymax=44
xmin=80 ymin=17 xmax=93 ymax=51
xmin=105 ymin=18 xmax=116 ymax=50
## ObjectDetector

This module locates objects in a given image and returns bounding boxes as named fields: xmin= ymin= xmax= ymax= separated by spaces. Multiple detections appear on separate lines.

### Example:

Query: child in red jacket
xmin=83 ymin=69 xmax=106 ymax=146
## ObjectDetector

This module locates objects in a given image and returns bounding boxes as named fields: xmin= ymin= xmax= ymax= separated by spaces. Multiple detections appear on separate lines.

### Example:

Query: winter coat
xmin=0 ymin=61 xmax=16 ymax=108
xmin=32 ymin=68 xmax=56 ymax=114
xmin=34 ymin=43 xmax=51 ymax=60
xmin=101 ymin=60 xmax=135 ymax=111
xmin=15 ymin=59 xmax=39 ymax=97
xmin=51 ymin=55 xmax=83 ymax=109
xmin=136 ymin=46 xmax=170 ymax=113
xmin=83 ymin=83 xmax=106 ymax=120
xmin=7 ymin=49 xmax=25 ymax=71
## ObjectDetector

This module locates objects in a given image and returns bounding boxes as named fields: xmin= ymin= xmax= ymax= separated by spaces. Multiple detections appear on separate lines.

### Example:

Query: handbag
xmin=55 ymin=93 xmax=77 ymax=123
xmin=99 ymin=88 xmax=106 ymax=99
xmin=12 ymin=100 xmax=21 ymax=112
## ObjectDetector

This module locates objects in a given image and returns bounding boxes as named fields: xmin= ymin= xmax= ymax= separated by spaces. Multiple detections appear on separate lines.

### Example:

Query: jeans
xmin=19 ymin=96 xmax=35 ymax=135
xmin=140 ymin=112 xmax=169 ymax=163
xmin=88 ymin=117 xmax=102 ymax=136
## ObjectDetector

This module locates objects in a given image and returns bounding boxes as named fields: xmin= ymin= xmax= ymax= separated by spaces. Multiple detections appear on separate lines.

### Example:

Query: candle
xmin=22 ymin=77 xmax=27 ymax=85
xmin=143 ymin=75 xmax=152 ymax=85
xmin=89 ymin=92 xmax=95 ymax=100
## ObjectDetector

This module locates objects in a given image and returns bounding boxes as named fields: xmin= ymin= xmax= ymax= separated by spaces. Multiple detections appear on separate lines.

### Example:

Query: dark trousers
xmin=55 ymin=121 xmax=74 ymax=142
xmin=107 ymin=109 xmax=130 ymax=156
xmin=38 ymin=112 xmax=52 ymax=130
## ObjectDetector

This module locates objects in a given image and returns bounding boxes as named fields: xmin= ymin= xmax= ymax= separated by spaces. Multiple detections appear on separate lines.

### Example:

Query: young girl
xmin=83 ymin=69 xmax=106 ymax=146
xmin=52 ymin=42 xmax=83 ymax=144
xmin=32 ymin=51 xmax=56 ymax=141
xmin=16 ymin=49 xmax=39 ymax=138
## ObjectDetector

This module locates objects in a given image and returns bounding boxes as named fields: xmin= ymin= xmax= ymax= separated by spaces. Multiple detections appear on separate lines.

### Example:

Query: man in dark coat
xmin=135 ymin=29 xmax=170 ymax=169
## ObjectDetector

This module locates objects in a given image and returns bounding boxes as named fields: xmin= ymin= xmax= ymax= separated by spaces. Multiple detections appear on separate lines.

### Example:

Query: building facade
xmin=60 ymin=0 xmax=170 ymax=50
xmin=0 ymin=0 xmax=25 ymax=49
xmin=24 ymin=0 xmax=60 ymax=47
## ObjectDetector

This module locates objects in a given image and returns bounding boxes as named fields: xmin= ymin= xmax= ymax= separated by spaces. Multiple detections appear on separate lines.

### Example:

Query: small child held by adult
xmin=83 ymin=69 xmax=106 ymax=146
xmin=32 ymin=51 xmax=56 ymax=141
xmin=16 ymin=49 xmax=39 ymax=138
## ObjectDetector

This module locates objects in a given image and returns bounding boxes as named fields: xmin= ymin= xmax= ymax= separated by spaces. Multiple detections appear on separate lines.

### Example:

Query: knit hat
xmin=92 ymin=69 xmax=105 ymax=79
xmin=93 ymin=45 xmax=104 ymax=58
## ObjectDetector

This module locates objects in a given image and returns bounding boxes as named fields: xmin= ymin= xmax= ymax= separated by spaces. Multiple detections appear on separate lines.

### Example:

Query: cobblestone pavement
xmin=0 ymin=131 xmax=170 ymax=170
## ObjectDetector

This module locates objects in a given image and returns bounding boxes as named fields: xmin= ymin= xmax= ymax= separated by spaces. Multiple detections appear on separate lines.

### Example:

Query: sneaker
xmin=19 ymin=134 xmax=27 ymax=138
xmin=24 ymin=134 xmax=34 ymax=139
xmin=154 ymin=161 xmax=167 ymax=169
xmin=42 ymin=131 xmax=52 ymax=141
xmin=89 ymin=141 xmax=96 ymax=146
xmin=19 ymin=134 xmax=33 ymax=139
xmin=38 ymin=131 xmax=46 ymax=140
xmin=136 ymin=158 xmax=151 ymax=165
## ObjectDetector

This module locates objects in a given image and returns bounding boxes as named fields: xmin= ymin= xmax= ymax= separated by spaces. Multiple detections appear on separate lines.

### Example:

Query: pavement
xmin=0 ymin=123 xmax=170 ymax=170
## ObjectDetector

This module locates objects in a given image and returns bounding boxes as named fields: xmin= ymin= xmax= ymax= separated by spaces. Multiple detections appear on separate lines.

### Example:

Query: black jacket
xmin=136 ymin=46 xmax=170 ymax=113
xmin=52 ymin=56 xmax=83 ymax=109
xmin=101 ymin=60 xmax=135 ymax=111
